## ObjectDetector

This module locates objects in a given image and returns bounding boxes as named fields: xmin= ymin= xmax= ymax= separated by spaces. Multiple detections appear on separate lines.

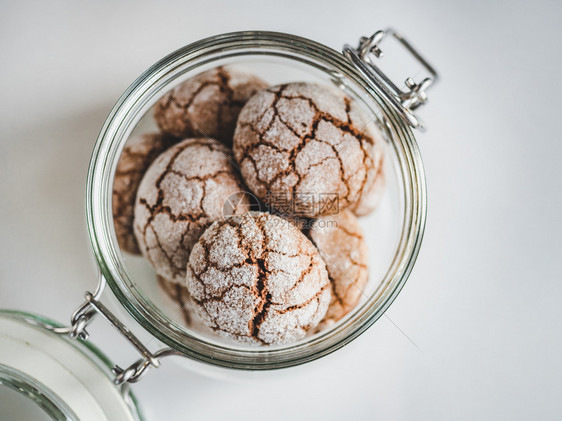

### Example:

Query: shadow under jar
xmin=85 ymin=30 xmax=436 ymax=376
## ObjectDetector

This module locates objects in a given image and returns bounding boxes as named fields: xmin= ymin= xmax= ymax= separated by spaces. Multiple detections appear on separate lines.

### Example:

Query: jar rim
xmin=86 ymin=31 xmax=427 ymax=369
xmin=0 ymin=310 xmax=144 ymax=419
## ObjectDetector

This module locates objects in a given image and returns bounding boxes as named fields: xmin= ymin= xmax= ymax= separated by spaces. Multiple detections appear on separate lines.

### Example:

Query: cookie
xmin=112 ymin=133 xmax=176 ymax=254
xmin=185 ymin=212 xmax=331 ymax=345
xmin=309 ymin=210 xmax=368 ymax=324
xmin=350 ymin=162 xmax=385 ymax=216
xmin=233 ymin=82 xmax=377 ymax=217
xmin=133 ymin=138 xmax=251 ymax=283
xmin=154 ymin=67 xmax=268 ymax=145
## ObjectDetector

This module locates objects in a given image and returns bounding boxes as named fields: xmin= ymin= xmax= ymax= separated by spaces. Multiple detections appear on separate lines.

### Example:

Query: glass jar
xmin=17 ymin=29 xmax=437 ymax=388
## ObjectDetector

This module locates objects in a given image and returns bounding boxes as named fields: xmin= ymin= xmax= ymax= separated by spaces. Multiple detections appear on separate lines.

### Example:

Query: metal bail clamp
xmin=65 ymin=274 xmax=178 ymax=387
xmin=343 ymin=28 xmax=439 ymax=130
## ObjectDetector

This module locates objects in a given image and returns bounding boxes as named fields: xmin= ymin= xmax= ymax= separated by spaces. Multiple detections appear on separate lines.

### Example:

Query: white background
xmin=1 ymin=0 xmax=561 ymax=420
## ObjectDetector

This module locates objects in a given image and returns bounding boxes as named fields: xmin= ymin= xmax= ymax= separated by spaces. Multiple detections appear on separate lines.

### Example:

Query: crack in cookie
xmin=112 ymin=133 xmax=177 ymax=254
xmin=185 ymin=212 xmax=331 ymax=345
xmin=134 ymin=138 xmax=251 ymax=283
xmin=155 ymin=67 xmax=268 ymax=145
xmin=233 ymin=83 xmax=378 ymax=217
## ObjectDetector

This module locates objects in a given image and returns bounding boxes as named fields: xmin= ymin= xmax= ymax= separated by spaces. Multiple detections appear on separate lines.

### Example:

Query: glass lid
xmin=0 ymin=310 xmax=143 ymax=421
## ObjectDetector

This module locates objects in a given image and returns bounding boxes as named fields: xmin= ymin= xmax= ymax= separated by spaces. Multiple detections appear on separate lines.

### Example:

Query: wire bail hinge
xmin=343 ymin=28 xmax=439 ymax=129
xmin=68 ymin=291 xmax=176 ymax=385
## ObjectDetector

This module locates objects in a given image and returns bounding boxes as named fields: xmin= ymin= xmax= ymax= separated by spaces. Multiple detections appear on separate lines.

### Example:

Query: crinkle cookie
xmin=134 ymin=138 xmax=250 ymax=283
xmin=233 ymin=82 xmax=377 ymax=218
xmin=308 ymin=210 xmax=368 ymax=325
xmin=185 ymin=212 xmax=331 ymax=345
xmin=112 ymin=133 xmax=176 ymax=254
xmin=154 ymin=67 xmax=268 ymax=145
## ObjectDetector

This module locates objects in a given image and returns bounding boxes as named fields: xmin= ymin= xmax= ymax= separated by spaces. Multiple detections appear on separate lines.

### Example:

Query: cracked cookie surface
xmin=133 ymin=138 xmax=251 ymax=283
xmin=309 ymin=210 xmax=368 ymax=326
xmin=185 ymin=212 xmax=331 ymax=345
xmin=154 ymin=67 xmax=268 ymax=145
xmin=233 ymin=82 xmax=377 ymax=217
xmin=113 ymin=133 xmax=177 ymax=254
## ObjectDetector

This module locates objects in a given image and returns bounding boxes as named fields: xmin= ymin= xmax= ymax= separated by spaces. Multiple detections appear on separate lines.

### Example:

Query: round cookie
xmin=112 ymin=133 xmax=176 ymax=254
xmin=134 ymin=138 xmax=251 ymax=284
xmin=185 ymin=212 xmax=331 ymax=345
xmin=154 ymin=67 xmax=268 ymax=145
xmin=233 ymin=82 xmax=377 ymax=218
xmin=308 ymin=210 xmax=368 ymax=325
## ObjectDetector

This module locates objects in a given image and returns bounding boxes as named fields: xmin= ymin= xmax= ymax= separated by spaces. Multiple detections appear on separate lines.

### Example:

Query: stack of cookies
xmin=112 ymin=66 xmax=386 ymax=345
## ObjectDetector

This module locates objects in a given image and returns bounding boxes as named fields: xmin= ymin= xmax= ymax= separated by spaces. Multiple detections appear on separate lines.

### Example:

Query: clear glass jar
xmin=84 ymin=30 xmax=432 ymax=372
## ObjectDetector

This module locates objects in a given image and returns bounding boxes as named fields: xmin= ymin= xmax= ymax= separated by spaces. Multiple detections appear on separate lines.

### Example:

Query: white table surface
xmin=1 ymin=1 xmax=561 ymax=420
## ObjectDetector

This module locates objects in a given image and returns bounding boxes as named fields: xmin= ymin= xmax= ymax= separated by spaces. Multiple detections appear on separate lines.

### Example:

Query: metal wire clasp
xmin=68 ymin=290 xmax=177 ymax=385
xmin=343 ymin=28 xmax=439 ymax=129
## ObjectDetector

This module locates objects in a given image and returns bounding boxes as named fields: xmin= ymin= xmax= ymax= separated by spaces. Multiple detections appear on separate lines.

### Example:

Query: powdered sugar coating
xmin=113 ymin=133 xmax=177 ymax=254
xmin=233 ymin=82 xmax=377 ymax=217
xmin=185 ymin=212 xmax=331 ymax=345
xmin=133 ymin=138 xmax=251 ymax=283
xmin=309 ymin=210 xmax=368 ymax=325
xmin=154 ymin=67 xmax=268 ymax=145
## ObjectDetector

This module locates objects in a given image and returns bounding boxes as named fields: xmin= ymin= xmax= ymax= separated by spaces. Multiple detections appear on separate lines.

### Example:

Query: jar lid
xmin=0 ymin=310 xmax=143 ymax=421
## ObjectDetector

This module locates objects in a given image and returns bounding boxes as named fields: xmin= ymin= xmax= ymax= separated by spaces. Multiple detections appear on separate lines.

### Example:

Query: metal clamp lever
xmin=343 ymin=28 xmax=439 ymax=129
xmin=69 ymin=291 xmax=177 ymax=385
